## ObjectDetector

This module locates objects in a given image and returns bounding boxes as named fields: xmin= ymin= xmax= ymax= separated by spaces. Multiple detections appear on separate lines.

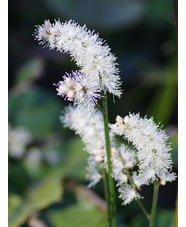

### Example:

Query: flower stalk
xmin=125 ymin=168 xmax=150 ymax=221
xmin=102 ymin=92 xmax=117 ymax=227
xmin=103 ymin=169 xmax=111 ymax=226
xmin=149 ymin=179 xmax=159 ymax=227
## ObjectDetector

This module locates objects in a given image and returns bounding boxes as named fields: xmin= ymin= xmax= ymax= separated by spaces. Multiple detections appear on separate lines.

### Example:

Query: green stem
xmin=149 ymin=179 xmax=159 ymax=227
xmin=125 ymin=168 xmax=150 ymax=221
xmin=137 ymin=199 xmax=150 ymax=221
xmin=102 ymin=92 xmax=117 ymax=227
xmin=103 ymin=169 xmax=111 ymax=227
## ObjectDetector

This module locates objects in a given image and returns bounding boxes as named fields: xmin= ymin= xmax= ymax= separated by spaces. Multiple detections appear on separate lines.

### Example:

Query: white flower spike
xmin=34 ymin=19 xmax=122 ymax=97
xmin=110 ymin=113 xmax=176 ymax=185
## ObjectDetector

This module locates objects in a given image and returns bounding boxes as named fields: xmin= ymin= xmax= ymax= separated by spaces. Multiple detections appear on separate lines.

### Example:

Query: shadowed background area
xmin=9 ymin=0 xmax=178 ymax=226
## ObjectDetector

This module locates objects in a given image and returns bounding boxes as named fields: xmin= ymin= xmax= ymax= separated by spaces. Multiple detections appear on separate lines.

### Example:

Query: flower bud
xmin=44 ymin=20 xmax=52 ymax=32
xmin=115 ymin=115 xmax=124 ymax=124
xmin=64 ymin=77 xmax=74 ymax=87
xmin=123 ymin=116 xmax=129 ymax=124
xmin=74 ymin=83 xmax=83 ymax=92
xmin=67 ymin=90 xmax=75 ymax=101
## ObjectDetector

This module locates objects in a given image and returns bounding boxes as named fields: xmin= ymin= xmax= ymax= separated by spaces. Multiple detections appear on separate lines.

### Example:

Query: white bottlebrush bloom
xmin=55 ymin=70 xmax=101 ymax=106
xmin=60 ymin=105 xmax=115 ymax=187
xmin=110 ymin=113 xmax=176 ymax=184
xmin=118 ymin=185 xmax=142 ymax=205
xmin=34 ymin=19 xmax=122 ymax=97
xmin=60 ymin=105 xmax=115 ymax=155
xmin=8 ymin=125 xmax=32 ymax=158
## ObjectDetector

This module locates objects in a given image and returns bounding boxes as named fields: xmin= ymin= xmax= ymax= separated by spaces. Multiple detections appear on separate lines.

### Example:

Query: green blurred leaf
xmin=156 ymin=209 xmax=175 ymax=227
xmin=26 ymin=176 xmax=63 ymax=210
xmin=8 ymin=177 xmax=63 ymax=227
xmin=147 ymin=0 xmax=174 ymax=23
xmin=170 ymin=132 xmax=178 ymax=168
xmin=60 ymin=137 xmax=88 ymax=179
xmin=15 ymin=58 xmax=44 ymax=86
xmin=147 ymin=55 xmax=178 ymax=126
xmin=9 ymin=162 xmax=32 ymax=195
xmin=8 ymin=195 xmax=31 ymax=227
xmin=129 ymin=213 xmax=148 ymax=227
xmin=8 ymin=194 xmax=22 ymax=217
xmin=130 ymin=209 xmax=175 ymax=227
xmin=49 ymin=197 xmax=106 ymax=227
xmin=8 ymin=87 xmax=63 ymax=136
xmin=38 ymin=137 xmax=89 ymax=181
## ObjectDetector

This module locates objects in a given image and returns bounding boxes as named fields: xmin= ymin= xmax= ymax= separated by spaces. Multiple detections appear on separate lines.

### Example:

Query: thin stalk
xmin=137 ymin=199 xmax=150 ymax=221
xmin=103 ymin=169 xmax=111 ymax=227
xmin=125 ymin=168 xmax=150 ymax=221
xmin=149 ymin=179 xmax=159 ymax=227
xmin=102 ymin=92 xmax=117 ymax=227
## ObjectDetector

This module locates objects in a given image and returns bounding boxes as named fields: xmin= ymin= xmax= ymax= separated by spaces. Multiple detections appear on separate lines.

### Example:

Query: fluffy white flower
xmin=118 ymin=185 xmax=142 ymax=205
xmin=132 ymin=172 xmax=147 ymax=189
xmin=110 ymin=113 xmax=175 ymax=182
xmin=60 ymin=105 xmax=115 ymax=187
xmin=60 ymin=105 xmax=116 ymax=154
xmin=159 ymin=170 xmax=177 ymax=185
xmin=55 ymin=71 xmax=101 ymax=106
xmin=34 ymin=19 xmax=122 ymax=97
xmin=138 ymin=167 xmax=157 ymax=184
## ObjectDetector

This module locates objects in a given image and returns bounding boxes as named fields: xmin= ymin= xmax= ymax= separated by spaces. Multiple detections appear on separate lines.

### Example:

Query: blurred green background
xmin=8 ymin=0 xmax=178 ymax=226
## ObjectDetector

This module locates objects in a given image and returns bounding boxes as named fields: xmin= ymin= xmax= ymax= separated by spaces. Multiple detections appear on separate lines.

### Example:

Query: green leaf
xmin=147 ymin=55 xmax=178 ymax=127
xmin=25 ymin=176 xmax=63 ymax=210
xmin=8 ymin=162 xmax=32 ymax=195
xmin=49 ymin=197 xmax=106 ymax=227
xmin=8 ymin=195 xmax=31 ymax=227
xmin=129 ymin=213 xmax=148 ymax=227
xmin=130 ymin=209 xmax=175 ymax=227
xmin=38 ymin=137 xmax=89 ymax=181
xmin=156 ymin=209 xmax=175 ymax=227
xmin=8 ymin=87 xmax=63 ymax=136
xmin=8 ymin=177 xmax=63 ymax=227
xmin=60 ymin=137 xmax=88 ymax=179
xmin=15 ymin=58 xmax=44 ymax=86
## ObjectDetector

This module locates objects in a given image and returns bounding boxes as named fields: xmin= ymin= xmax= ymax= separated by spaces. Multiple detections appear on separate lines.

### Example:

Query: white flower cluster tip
xmin=34 ymin=19 xmax=122 ymax=102
xmin=110 ymin=113 xmax=176 ymax=185
xmin=54 ymin=71 xmax=101 ymax=107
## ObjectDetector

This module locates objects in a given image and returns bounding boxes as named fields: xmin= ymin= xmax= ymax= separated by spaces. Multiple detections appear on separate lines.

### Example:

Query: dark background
xmin=9 ymin=0 xmax=178 ymax=226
